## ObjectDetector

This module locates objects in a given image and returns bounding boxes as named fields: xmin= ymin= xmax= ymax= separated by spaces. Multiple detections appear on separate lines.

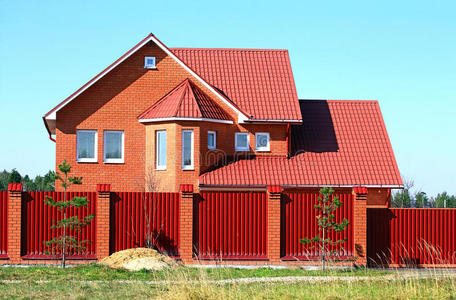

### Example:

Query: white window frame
xmin=255 ymin=132 xmax=270 ymax=152
xmin=144 ymin=56 xmax=156 ymax=69
xmin=76 ymin=130 xmax=98 ymax=163
xmin=155 ymin=130 xmax=167 ymax=170
xmin=103 ymin=130 xmax=124 ymax=164
xmin=181 ymin=129 xmax=194 ymax=170
xmin=207 ymin=131 xmax=216 ymax=150
xmin=235 ymin=132 xmax=250 ymax=151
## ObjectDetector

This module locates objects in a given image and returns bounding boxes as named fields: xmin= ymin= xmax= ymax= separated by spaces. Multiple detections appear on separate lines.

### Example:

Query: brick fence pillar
xmin=353 ymin=186 xmax=368 ymax=266
xmin=7 ymin=183 xmax=23 ymax=264
xmin=267 ymin=185 xmax=282 ymax=264
xmin=179 ymin=184 xmax=194 ymax=264
xmin=96 ymin=184 xmax=111 ymax=260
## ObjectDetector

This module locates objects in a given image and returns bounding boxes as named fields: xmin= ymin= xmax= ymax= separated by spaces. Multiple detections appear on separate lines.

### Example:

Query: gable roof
xmin=199 ymin=100 xmax=403 ymax=188
xmin=171 ymin=48 xmax=302 ymax=122
xmin=138 ymin=79 xmax=233 ymax=123
xmin=43 ymin=33 xmax=249 ymax=135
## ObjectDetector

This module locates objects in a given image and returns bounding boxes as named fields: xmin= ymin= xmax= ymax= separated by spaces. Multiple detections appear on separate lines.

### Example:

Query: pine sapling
xmin=44 ymin=160 xmax=94 ymax=268
xmin=300 ymin=187 xmax=349 ymax=270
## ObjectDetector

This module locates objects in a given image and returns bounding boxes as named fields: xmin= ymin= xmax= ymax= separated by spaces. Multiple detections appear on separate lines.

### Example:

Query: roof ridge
xmin=170 ymin=47 xmax=288 ymax=52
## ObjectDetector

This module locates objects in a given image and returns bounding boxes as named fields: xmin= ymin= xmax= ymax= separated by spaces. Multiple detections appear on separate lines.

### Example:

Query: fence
xmin=281 ymin=191 xmax=354 ymax=260
xmin=110 ymin=192 xmax=180 ymax=256
xmin=22 ymin=192 xmax=97 ymax=259
xmin=0 ymin=191 xmax=7 ymax=258
xmin=368 ymin=208 xmax=456 ymax=266
xmin=195 ymin=191 xmax=268 ymax=259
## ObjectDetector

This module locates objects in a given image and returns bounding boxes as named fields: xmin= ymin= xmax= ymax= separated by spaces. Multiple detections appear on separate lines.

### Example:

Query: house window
xmin=103 ymin=131 xmax=124 ymax=163
xmin=144 ymin=56 xmax=156 ymax=69
xmin=255 ymin=132 xmax=270 ymax=152
xmin=76 ymin=130 xmax=97 ymax=162
xmin=208 ymin=131 xmax=216 ymax=149
xmin=235 ymin=132 xmax=249 ymax=151
xmin=182 ymin=130 xmax=194 ymax=170
xmin=156 ymin=130 xmax=167 ymax=170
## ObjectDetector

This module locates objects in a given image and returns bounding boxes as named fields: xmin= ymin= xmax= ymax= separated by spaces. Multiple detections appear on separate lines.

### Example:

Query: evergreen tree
xmin=435 ymin=192 xmax=456 ymax=208
xmin=414 ymin=192 xmax=429 ymax=208
xmin=8 ymin=169 xmax=21 ymax=184
xmin=44 ymin=160 xmax=94 ymax=268
xmin=299 ymin=187 xmax=349 ymax=270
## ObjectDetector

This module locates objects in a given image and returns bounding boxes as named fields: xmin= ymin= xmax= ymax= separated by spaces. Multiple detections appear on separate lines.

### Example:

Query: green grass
xmin=0 ymin=265 xmax=454 ymax=299
xmin=0 ymin=264 xmax=388 ymax=281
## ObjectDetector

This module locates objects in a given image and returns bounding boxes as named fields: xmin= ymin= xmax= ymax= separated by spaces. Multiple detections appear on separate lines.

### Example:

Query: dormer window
xmin=144 ymin=56 xmax=156 ymax=69
xmin=255 ymin=132 xmax=270 ymax=152
xmin=235 ymin=132 xmax=249 ymax=151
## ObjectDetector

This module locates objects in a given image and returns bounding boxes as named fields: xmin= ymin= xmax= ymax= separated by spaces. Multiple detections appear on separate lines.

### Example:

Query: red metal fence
xmin=22 ymin=192 xmax=97 ymax=259
xmin=195 ymin=191 xmax=268 ymax=259
xmin=0 ymin=191 xmax=7 ymax=258
xmin=368 ymin=208 xmax=456 ymax=266
xmin=110 ymin=192 xmax=180 ymax=256
xmin=281 ymin=191 xmax=354 ymax=260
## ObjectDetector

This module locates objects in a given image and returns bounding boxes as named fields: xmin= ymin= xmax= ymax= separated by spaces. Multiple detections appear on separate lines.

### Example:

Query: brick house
xmin=43 ymin=33 xmax=402 ymax=205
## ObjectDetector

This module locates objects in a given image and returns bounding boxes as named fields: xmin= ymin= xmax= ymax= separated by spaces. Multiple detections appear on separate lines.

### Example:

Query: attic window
xmin=144 ymin=56 xmax=156 ymax=69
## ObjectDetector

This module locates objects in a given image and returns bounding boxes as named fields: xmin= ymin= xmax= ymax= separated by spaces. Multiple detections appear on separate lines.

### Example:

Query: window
xmin=255 ymin=132 xmax=270 ymax=152
xmin=76 ymin=130 xmax=97 ymax=162
xmin=235 ymin=132 xmax=249 ymax=151
xmin=182 ymin=130 xmax=194 ymax=170
xmin=144 ymin=56 xmax=156 ymax=69
xmin=207 ymin=131 xmax=216 ymax=149
xmin=103 ymin=131 xmax=124 ymax=163
xmin=156 ymin=130 xmax=167 ymax=170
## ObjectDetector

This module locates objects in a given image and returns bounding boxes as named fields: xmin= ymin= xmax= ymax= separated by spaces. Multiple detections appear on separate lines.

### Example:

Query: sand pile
xmin=100 ymin=248 xmax=179 ymax=271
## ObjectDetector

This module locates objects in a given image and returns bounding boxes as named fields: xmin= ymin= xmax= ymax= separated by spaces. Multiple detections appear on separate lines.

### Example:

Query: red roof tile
xmin=200 ymin=100 xmax=403 ymax=187
xmin=170 ymin=48 xmax=302 ymax=121
xmin=138 ymin=79 xmax=232 ymax=121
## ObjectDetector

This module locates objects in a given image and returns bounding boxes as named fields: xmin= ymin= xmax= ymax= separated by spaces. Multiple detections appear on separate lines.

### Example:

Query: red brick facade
xmin=54 ymin=42 xmax=289 ymax=192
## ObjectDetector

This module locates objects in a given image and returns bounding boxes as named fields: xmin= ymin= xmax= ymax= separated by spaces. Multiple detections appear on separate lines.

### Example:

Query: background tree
xmin=299 ymin=187 xmax=349 ymax=270
xmin=435 ymin=192 xmax=456 ymax=208
xmin=414 ymin=191 xmax=429 ymax=208
xmin=391 ymin=178 xmax=414 ymax=208
xmin=8 ymin=169 xmax=21 ymax=183
xmin=0 ymin=169 xmax=54 ymax=191
xmin=44 ymin=160 xmax=94 ymax=268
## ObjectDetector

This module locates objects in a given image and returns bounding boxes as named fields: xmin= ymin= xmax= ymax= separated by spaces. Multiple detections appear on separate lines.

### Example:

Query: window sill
xmin=235 ymin=149 xmax=250 ymax=152
xmin=144 ymin=66 xmax=157 ymax=70
xmin=182 ymin=168 xmax=195 ymax=171
xmin=155 ymin=168 xmax=167 ymax=171
xmin=103 ymin=160 xmax=124 ymax=164
xmin=76 ymin=160 xmax=98 ymax=164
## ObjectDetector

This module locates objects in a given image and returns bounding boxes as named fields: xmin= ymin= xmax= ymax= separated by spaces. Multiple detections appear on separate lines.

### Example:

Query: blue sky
xmin=0 ymin=0 xmax=455 ymax=195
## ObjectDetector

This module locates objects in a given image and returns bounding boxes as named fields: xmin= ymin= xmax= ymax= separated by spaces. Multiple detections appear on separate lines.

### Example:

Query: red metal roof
xmin=171 ymin=48 xmax=302 ymax=121
xmin=138 ymin=79 xmax=232 ymax=121
xmin=200 ymin=100 xmax=403 ymax=187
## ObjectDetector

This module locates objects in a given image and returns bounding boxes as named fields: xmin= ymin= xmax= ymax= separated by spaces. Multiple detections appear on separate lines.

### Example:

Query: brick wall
xmin=55 ymin=42 xmax=288 ymax=191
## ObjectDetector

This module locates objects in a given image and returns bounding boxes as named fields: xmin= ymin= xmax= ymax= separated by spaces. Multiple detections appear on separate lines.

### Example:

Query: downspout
xmin=42 ymin=116 xmax=56 ymax=142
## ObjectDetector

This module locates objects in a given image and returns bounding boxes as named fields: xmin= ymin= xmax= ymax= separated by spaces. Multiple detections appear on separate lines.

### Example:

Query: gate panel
xmin=22 ymin=191 xmax=97 ymax=258
xmin=281 ymin=191 xmax=354 ymax=259
xmin=196 ymin=191 xmax=267 ymax=259
xmin=0 ymin=191 xmax=7 ymax=258
xmin=110 ymin=192 xmax=180 ymax=256
xmin=368 ymin=208 xmax=456 ymax=266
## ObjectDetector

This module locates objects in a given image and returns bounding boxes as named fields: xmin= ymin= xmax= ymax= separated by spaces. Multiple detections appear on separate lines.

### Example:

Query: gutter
xmin=199 ymin=184 xmax=404 ymax=190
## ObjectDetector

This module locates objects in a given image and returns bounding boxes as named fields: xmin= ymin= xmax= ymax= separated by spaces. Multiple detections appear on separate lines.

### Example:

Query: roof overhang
xmin=43 ymin=33 xmax=249 ymax=138
xmin=139 ymin=117 xmax=233 ymax=124
xmin=199 ymin=184 xmax=404 ymax=189
xmin=244 ymin=119 xmax=303 ymax=124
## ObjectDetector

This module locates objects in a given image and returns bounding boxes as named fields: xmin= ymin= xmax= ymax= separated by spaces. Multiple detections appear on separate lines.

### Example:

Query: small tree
xmin=299 ymin=187 xmax=349 ymax=270
xmin=44 ymin=160 xmax=94 ymax=268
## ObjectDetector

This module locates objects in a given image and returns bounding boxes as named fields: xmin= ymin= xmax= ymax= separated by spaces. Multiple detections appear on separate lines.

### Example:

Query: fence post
xmin=7 ymin=183 xmax=23 ymax=264
xmin=353 ymin=186 xmax=368 ymax=266
xmin=179 ymin=184 xmax=194 ymax=264
xmin=267 ymin=185 xmax=282 ymax=264
xmin=96 ymin=184 xmax=111 ymax=260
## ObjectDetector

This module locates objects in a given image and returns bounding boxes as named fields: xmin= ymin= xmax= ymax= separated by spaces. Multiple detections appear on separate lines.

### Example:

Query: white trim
xmin=207 ymin=131 xmax=216 ymax=149
xmin=103 ymin=130 xmax=124 ymax=164
xmin=139 ymin=117 xmax=233 ymax=124
xmin=155 ymin=130 xmax=167 ymax=170
xmin=255 ymin=132 xmax=270 ymax=152
xmin=235 ymin=132 xmax=250 ymax=151
xmin=45 ymin=34 xmax=249 ymax=123
xmin=181 ymin=129 xmax=194 ymax=170
xmin=144 ymin=56 xmax=156 ymax=69
xmin=76 ymin=130 xmax=98 ymax=163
